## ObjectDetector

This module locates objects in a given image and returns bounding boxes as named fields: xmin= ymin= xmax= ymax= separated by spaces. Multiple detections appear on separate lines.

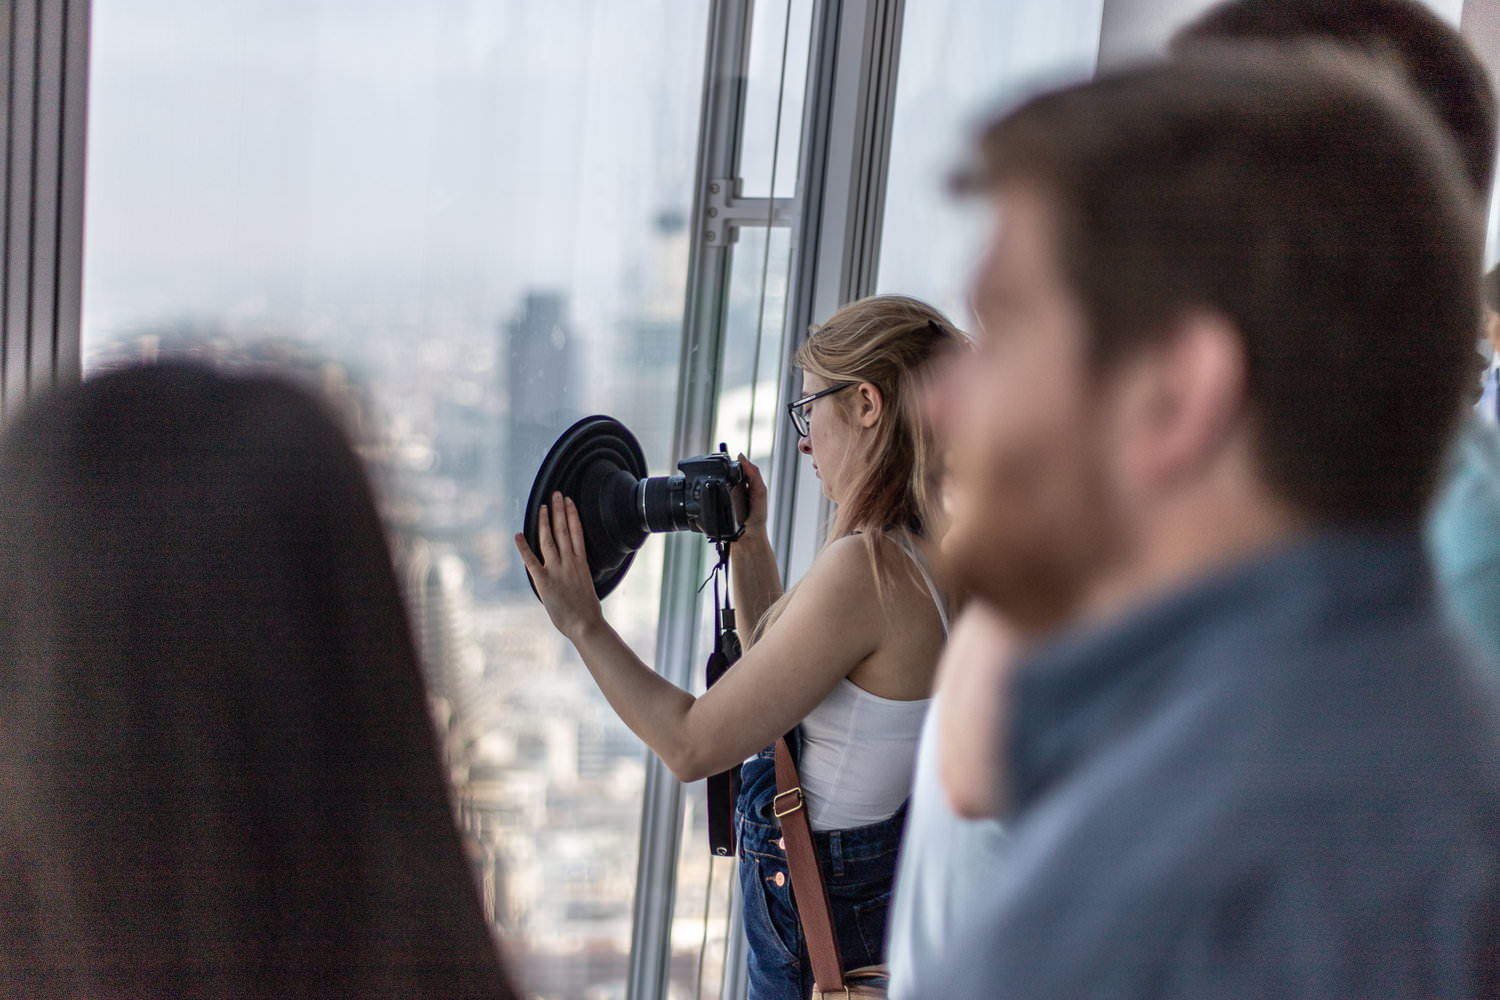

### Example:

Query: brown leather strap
xmin=773 ymin=735 xmax=845 ymax=993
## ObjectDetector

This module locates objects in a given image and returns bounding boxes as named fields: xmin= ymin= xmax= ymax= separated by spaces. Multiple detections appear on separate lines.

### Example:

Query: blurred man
xmin=891 ymin=7 xmax=1500 ymax=995
xmin=917 ymin=46 xmax=1500 ymax=1000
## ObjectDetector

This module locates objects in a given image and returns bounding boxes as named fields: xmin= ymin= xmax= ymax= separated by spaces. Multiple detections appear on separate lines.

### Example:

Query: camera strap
xmin=705 ymin=539 xmax=741 ymax=857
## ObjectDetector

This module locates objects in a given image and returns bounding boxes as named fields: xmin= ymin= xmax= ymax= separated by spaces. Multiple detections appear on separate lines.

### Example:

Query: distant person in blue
xmin=913 ymin=43 xmax=1500 ymax=1000
xmin=1478 ymin=265 xmax=1500 ymax=423
xmin=1429 ymin=267 xmax=1500 ymax=667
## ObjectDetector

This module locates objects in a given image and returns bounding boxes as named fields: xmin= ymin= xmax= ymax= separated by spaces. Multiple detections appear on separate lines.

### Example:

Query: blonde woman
xmin=517 ymin=295 xmax=962 ymax=1000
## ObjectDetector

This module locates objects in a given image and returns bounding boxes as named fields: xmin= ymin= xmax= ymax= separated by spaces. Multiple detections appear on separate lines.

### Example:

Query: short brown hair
xmin=965 ymin=51 xmax=1480 ymax=523
xmin=1175 ymin=0 xmax=1497 ymax=199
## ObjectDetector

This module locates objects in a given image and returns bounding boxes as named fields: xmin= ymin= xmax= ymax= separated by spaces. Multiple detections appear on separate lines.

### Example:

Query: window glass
xmin=670 ymin=0 xmax=812 ymax=991
xmin=663 ymin=220 xmax=795 ymax=997
xmin=1487 ymin=159 xmax=1500 ymax=272
xmin=715 ymin=224 xmax=793 ymax=474
xmin=875 ymin=1 xmax=1104 ymax=326
xmin=738 ymin=0 xmax=815 ymax=199
xmin=82 ymin=3 xmax=709 ymax=997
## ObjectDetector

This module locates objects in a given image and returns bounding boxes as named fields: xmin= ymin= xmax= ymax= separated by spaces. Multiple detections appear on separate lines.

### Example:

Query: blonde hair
xmin=753 ymin=294 xmax=966 ymax=639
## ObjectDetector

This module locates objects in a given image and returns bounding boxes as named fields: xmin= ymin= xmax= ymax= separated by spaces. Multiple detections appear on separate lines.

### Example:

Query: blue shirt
xmin=1476 ymin=364 xmax=1498 ymax=427
xmin=1427 ymin=417 xmax=1500 ymax=669
xmin=919 ymin=531 xmax=1500 ymax=999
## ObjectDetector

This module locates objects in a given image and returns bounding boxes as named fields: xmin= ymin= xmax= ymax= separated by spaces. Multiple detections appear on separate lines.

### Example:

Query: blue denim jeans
xmin=736 ymin=744 xmax=904 ymax=1000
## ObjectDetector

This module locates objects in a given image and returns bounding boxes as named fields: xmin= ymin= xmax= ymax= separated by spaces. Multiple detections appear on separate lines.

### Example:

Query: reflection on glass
xmin=876 ymin=0 xmax=1104 ymax=324
xmin=81 ymin=3 xmax=708 ymax=998
xmin=738 ymin=0 xmax=815 ymax=200
xmin=715 ymin=225 xmax=792 ymax=471
xmin=668 ymin=210 xmax=796 ymax=1000
xmin=670 ymin=2 xmax=806 ymax=973
xmin=1489 ymin=171 xmax=1500 ymax=270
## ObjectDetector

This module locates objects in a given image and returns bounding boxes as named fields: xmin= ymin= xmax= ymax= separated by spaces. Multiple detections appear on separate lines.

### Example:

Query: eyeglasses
xmin=786 ymin=383 xmax=855 ymax=438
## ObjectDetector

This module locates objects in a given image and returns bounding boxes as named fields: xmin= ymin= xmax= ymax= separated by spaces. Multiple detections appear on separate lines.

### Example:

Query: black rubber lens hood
xmin=523 ymin=415 xmax=648 ymax=601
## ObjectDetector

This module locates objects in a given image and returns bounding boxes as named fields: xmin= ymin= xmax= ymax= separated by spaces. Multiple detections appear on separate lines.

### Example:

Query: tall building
xmin=608 ymin=208 xmax=691 ymax=471
xmin=398 ymin=542 xmax=478 ymax=705
xmin=501 ymin=290 xmax=582 ymax=591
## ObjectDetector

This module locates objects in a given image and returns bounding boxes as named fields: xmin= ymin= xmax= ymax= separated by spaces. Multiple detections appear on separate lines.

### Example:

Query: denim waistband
xmin=736 ymin=746 xmax=907 ymax=875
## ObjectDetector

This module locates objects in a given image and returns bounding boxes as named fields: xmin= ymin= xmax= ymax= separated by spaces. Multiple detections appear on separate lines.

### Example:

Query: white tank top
xmin=799 ymin=535 xmax=949 ymax=832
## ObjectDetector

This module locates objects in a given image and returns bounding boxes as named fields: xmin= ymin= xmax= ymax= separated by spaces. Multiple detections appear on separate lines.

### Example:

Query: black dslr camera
xmin=524 ymin=416 xmax=751 ymax=599
xmin=640 ymin=450 xmax=750 ymax=542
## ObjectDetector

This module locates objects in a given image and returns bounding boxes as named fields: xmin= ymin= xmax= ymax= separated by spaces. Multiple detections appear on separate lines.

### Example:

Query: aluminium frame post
xmin=626 ymin=2 xmax=755 ymax=998
xmin=628 ymin=0 xmax=907 ymax=992
xmin=769 ymin=0 xmax=905 ymax=588
xmin=1 ymin=0 xmax=90 ymax=423
xmin=713 ymin=1 xmax=909 ymax=998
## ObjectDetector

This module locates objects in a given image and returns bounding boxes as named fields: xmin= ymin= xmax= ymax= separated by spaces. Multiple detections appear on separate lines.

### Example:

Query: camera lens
xmin=638 ymin=475 xmax=690 ymax=533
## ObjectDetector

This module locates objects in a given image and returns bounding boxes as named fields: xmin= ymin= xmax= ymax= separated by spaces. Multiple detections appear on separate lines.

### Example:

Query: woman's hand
xmin=729 ymin=455 xmax=782 ymax=643
xmin=513 ymin=493 xmax=606 ymax=640
xmin=738 ymin=453 xmax=768 ymax=537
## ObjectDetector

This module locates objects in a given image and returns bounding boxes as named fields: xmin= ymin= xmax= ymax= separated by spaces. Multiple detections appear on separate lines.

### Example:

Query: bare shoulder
xmin=799 ymin=533 xmax=883 ymax=604
xmin=802 ymin=532 xmax=935 ymax=608
xmin=813 ymin=531 xmax=945 ymax=699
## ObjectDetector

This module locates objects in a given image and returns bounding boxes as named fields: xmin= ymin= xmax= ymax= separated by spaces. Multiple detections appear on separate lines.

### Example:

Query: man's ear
xmin=854 ymin=382 xmax=884 ymax=429
xmin=1123 ymin=311 xmax=1247 ymax=491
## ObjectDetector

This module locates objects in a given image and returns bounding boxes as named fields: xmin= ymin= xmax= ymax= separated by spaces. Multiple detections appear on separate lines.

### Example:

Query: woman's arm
xmin=514 ymin=494 xmax=882 ymax=781
xmin=729 ymin=455 xmax=782 ymax=643
xmin=935 ymin=601 xmax=1022 ymax=818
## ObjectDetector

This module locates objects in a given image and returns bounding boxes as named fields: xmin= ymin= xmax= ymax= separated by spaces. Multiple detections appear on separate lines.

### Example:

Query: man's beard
xmin=943 ymin=432 xmax=1121 ymax=638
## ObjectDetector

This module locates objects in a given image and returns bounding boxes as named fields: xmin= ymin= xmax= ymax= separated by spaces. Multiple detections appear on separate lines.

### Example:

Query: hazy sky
xmin=83 ymin=0 xmax=1498 ymax=356
xmin=83 ymin=0 xmax=709 ymax=343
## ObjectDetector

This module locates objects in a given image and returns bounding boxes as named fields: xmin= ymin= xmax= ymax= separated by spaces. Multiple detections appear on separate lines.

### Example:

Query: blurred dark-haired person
xmin=1176 ymin=0 xmax=1496 ymax=196
xmin=0 ymin=364 xmax=520 ymax=1000
xmin=917 ymin=49 xmax=1500 ymax=1000
xmin=1177 ymin=0 xmax=1500 ymax=670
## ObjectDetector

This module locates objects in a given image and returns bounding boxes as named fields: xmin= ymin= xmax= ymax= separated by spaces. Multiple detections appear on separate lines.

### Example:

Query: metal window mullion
xmin=4 ymin=0 xmax=39 ymax=418
xmin=0 ymin=0 xmax=89 ymax=423
xmin=52 ymin=0 xmax=88 ymax=387
xmin=704 ymin=178 xmax=798 ymax=245
xmin=719 ymin=868 xmax=748 ymax=1000
xmin=628 ymin=0 xmax=907 ymax=992
xmin=700 ymin=3 xmax=911 ymax=1000
xmin=767 ymin=0 xmax=838 ymax=584
xmin=0 ymin=5 xmax=11 ymax=409
xmin=770 ymin=0 xmax=905 ymax=587
xmin=840 ymin=0 xmax=902 ymax=301
xmin=28 ymin=0 xmax=64 ymax=397
xmin=626 ymin=2 xmax=755 ymax=999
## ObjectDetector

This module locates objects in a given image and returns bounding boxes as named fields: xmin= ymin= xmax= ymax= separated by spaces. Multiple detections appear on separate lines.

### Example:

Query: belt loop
xmin=829 ymin=831 xmax=844 ymax=878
